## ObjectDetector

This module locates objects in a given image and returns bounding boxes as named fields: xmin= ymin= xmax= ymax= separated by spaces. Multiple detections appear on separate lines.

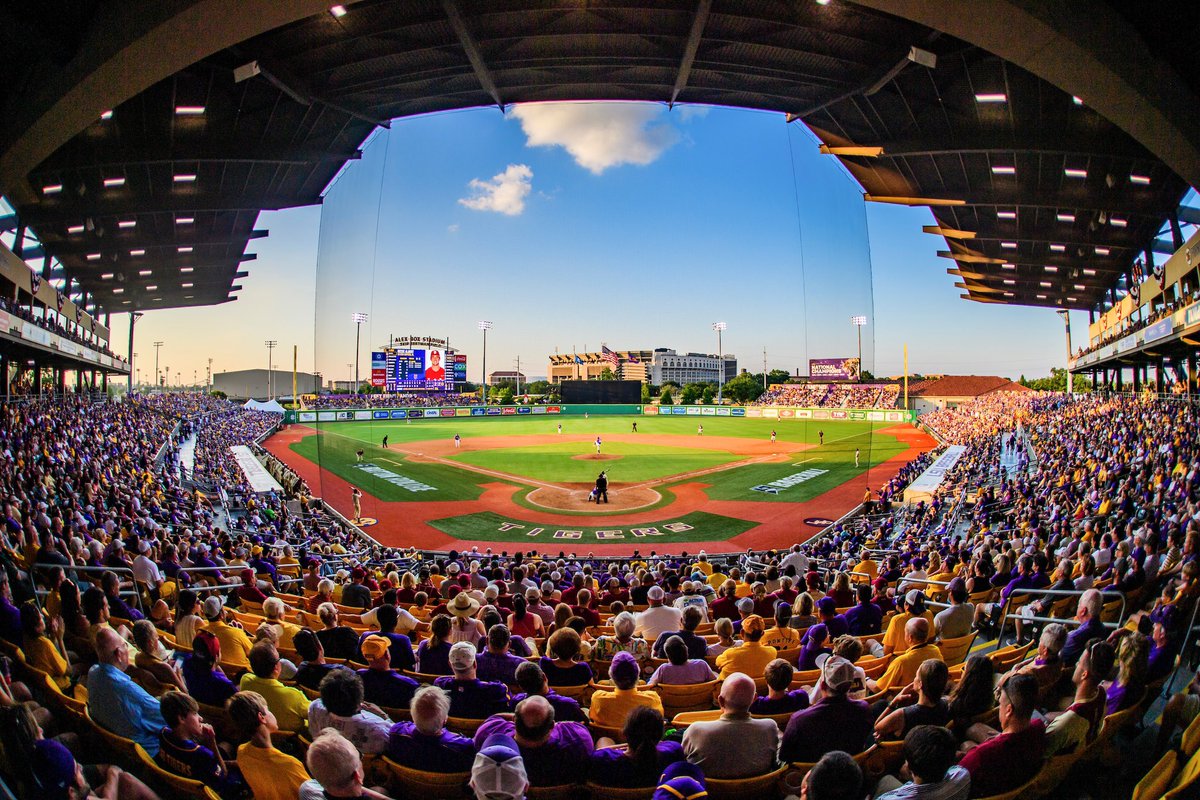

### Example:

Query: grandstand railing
xmin=39 ymin=563 xmax=147 ymax=616
xmin=996 ymin=586 xmax=1127 ymax=636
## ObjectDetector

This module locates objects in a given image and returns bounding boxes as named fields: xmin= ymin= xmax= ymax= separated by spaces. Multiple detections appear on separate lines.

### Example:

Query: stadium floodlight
xmin=850 ymin=316 xmax=867 ymax=383
xmin=265 ymin=340 xmax=278 ymax=399
xmin=712 ymin=322 xmax=727 ymax=404
xmin=478 ymin=321 xmax=493 ymax=403
xmin=352 ymin=312 xmax=368 ymax=391
xmin=1056 ymin=310 xmax=1073 ymax=401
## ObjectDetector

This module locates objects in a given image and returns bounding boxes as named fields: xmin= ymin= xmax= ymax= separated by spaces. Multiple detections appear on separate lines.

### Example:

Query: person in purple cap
xmin=652 ymin=761 xmax=708 ymax=800
xmin=471 ymin=732 xmax=528 ymax=800
xmin=588 ymin=651 xmax=663 ymax=728
xmin=798 ymin=623 xmax=832 ymax=671
xmin=815 ymin=596 xmax=849 ymax=639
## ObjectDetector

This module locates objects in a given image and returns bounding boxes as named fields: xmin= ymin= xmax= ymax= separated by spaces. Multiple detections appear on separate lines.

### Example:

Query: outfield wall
xmin=284 ymin=404 xmax=915 ymax=424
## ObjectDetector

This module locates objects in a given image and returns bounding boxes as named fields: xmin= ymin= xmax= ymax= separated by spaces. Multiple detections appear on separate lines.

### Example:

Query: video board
xmin=393 ymin=348 xmax=451 ymax=390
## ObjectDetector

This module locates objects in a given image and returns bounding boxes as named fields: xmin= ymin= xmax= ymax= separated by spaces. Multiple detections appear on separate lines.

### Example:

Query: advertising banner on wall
xmin=1143 ymin=318 xmax=1174 ymax=344
xmin=809 ymin=357 xmax=860 ymax=381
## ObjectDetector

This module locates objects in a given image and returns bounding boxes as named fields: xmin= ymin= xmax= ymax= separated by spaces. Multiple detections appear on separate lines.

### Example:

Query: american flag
xmin=601 ymin=345 xmax=619 ymax=367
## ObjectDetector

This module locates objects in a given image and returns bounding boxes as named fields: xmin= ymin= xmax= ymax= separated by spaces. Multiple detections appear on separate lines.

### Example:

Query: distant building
xmin=547 ymin=348 xmax=735 ymax=385
xmin=487 ymin=370 xmax=527 ymax=387
xmin=213 ymin=368 xmax=320 ymax=400
xmin=650 ymin=349 xmax=737 ymax=386
xmin=907 ymin=375 xmax=1030 ymax=415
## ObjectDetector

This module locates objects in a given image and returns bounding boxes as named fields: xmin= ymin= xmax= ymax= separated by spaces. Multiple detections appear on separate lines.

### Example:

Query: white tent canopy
xmin=243 ymin=399 xmax=286 ymax=413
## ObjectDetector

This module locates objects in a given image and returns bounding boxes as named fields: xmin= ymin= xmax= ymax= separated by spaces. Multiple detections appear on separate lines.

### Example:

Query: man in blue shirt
xmin=434 ymin=642 xmax=509 ymax=719
xmin=386 ymin=684 xmax=476 ymax=772
xmin=88 ymin=626 xmax=167 ymax=756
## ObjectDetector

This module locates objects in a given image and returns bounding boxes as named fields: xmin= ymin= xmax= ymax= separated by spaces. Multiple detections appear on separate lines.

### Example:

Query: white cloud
xmin=458 ymin=164 xmax=533 ymax=216
xmin=447 ymin=223 xmax=460 ymax=233
xmin=511 ymin=103 xmax=680 ymax=174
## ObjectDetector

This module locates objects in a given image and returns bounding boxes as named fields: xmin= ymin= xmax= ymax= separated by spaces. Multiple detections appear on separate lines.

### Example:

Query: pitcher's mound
xmin=526 ymin=484 xmax=660 ymax=512
xmin=571 ymin=453 xmax=622 ymax=461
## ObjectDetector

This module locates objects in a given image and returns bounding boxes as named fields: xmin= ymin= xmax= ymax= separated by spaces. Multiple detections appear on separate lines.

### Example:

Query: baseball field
xmin=264 ymin=414 xmax=936 ymax=554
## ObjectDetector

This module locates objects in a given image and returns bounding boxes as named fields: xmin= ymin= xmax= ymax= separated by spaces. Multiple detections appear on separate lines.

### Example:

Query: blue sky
xmin=113 ymin=103 xmax=1087 ymax=387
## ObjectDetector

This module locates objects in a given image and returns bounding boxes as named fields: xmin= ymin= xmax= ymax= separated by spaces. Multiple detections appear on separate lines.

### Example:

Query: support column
xmin=1157 ymin=360 xmax=1165 ymax=394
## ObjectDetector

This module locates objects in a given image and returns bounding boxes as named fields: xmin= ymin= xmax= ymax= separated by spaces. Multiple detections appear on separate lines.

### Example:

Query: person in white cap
xmin=634 ymin=586 xmax=683 ymax=640
xmin=470 ymin=732 xmax=528 ymax=800
xmin=780 ymin=656 xmax=873 ymax=763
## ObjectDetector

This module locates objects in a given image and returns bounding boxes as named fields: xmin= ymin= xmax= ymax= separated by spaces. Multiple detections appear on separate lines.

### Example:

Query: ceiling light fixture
xmin=991 ymin=165 xmax=1016 ymax=175
xmin=1095 ymin=247 xmax=1110 ymax=255
xmin=1050 ymin=243 xmax=1066 ymax=252
xmin=1064 ymin=168 xmax=1088 ymax=178
xmin=997 ymin=210 xmax=1017 ymax=219
xmin=42 ymin=184 xmax=63 ymax=195
xmin=86 ymin=253 xmax=101 ymax=261
xmin=1056 ymin=213 xmax=1075 ymax=223
xmin=174 ymin=106 xmax=206 ymax=116
xmin=67 ymin=224 xmax=84 ymax=234
xmin=173 ymin=174 xmax=197 ymax=183
xmin=1001 ymin=242 xmax=1017 ymax=249
xmin=975 ymin=93 xmax=1007 ymax=103
xmin=330 ymin=4 xmax=348 ymax=16
xmin=1130 ymin=174 xmax=1151 ymax=185
xmin=118 ymin=220 xmax=136 ymax=229
xmin=100 ymin=110 xmax=113 ymax=120
xmin=175 ymin=216 xmax=194 ymax=225
xmin=130 ymin=249 xmax=145 ymax=256
xmin=178 ymin=246 xmax=193 ymax=253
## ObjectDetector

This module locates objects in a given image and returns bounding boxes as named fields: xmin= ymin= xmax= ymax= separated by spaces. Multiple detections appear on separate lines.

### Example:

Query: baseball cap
xmin=736 ymin=597 xmax=754 ymax=613
xmin=817 ymin=597 xmax=837 ymax=614
xmin=610 ymin=651 xmax=640 ymax=685
xmin=351 ymin=566 xmax=366 ymax=580
xmin=202 ymin=596 xmax=225 ymax=620
xmin=360 ymin=635 xmax=391 ymax=662
xmin=472 ymin=733 xmax=527 ymax=800
xmin=31 ymin=739 xmax=76 ymax=800
xmin=653 ymin=761 xmax=707 ymax=800
xmin=449 ymin=641 xmax=477 ymax=672
xmin=904 ymin=589 xmax=925 ymax=607
xmin=741 ymin=614 xmax=765 ymax=636
xmin=822 ymin=655 xmax=857 ymax=693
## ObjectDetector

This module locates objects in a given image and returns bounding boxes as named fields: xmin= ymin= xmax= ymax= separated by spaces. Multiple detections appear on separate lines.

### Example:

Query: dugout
xmin=560 ymin=380 xmax=641 ymax=404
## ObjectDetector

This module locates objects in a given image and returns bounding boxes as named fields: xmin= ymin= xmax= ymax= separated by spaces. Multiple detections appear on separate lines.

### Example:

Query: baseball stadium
xmin=0 ymin=4 xmax=1198 ymax=800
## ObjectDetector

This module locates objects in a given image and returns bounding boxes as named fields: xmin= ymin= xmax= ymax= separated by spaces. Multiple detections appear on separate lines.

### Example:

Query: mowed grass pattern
xmin=450 ymin=440 xmax=740 ymax=483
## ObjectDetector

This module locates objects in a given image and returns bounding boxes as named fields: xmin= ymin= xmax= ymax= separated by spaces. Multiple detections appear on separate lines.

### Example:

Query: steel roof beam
xmin=669 ymin=0 xmax=712 ymax=107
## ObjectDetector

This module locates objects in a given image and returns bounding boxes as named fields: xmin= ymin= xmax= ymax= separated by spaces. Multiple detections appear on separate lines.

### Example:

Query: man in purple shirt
xmin=816 ymin=597 xmax=849 ymax=639
xmin=475 ymin=624 xmax=527 ymax=686
xmin=780 ymin=656 xmax=873 ymax=763
xmin=434 ymin=642 xmax=510 ymax=719
xmin=510 ymin=661 xmax=585 ymax=722
xmin=386 ymin=684 xmax=476 ymax=772
xmin=474 ymin=695 xmax=594 ymax=786
xmin=843 ymin=585 xmax=883 ymax=636
xmin=0 ymin=573 xmax=22 ymax=644
xmin=1060 ymin=589 xmax=1107 ymax=667
xmin=357 ymin=635 xmax=419 ymax=709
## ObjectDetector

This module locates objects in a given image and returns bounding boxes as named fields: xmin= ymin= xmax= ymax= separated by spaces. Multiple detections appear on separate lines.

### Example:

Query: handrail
xmin=997 ymin=586 xmax=1125 ymax=636
xmin=38 ymin=562 xmax=146 ymax=616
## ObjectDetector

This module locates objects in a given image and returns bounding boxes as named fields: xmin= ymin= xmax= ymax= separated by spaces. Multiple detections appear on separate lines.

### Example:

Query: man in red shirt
xmin=959 ymin=673 xmax=1045 ymax=796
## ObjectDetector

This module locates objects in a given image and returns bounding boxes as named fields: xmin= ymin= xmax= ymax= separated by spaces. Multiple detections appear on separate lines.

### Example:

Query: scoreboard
xmin=372 ymin=336 xmax=465 ymax=392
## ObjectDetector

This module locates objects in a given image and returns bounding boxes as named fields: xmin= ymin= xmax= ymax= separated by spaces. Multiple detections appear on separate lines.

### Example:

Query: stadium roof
xmin=0 ymin=1 xmax=1196 ymax=316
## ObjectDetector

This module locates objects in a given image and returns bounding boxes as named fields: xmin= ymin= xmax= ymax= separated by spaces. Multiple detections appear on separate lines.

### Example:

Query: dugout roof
xmin=0 ymin=1 xmax=1196 ymax=315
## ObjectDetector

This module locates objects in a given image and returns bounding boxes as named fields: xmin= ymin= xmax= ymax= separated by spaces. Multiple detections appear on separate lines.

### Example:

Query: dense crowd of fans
xmin=1076 ymin=288 xmax=1200 ymax=359
xmin=0 ymin=295 xmax=120 ymax=360
xmin=754 ymin=383 xmax=900 ymax=409
xmin=0 ymin=387 xmax=1192 ymax=799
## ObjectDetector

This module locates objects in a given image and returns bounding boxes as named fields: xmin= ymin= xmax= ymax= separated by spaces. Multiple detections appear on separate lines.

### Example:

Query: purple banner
xmin=809 ymin=357 xmax=860 ymax=381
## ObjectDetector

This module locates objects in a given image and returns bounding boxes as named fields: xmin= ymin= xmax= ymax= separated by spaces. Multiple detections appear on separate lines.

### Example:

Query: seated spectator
xmin=202 ymin=596 xmax=253 ymax=669
xmin=236 ymin=568 xmax=269 ymax=606
xmin=591 ymin=611 xmax=650 ymax=670
xmin=934 ymin=578 xmax=974 ymax=641
xmin=87 ymin=627 xmax=167 ymax=757
xmin=790 ymin=592 xmax=820 ymax=631
xmin=1105 ymin=630 xmax=1148 ymax=715
xmin=706 ymin=617 xmax=740 ymax=656
xmin=1059 ymin=589 xmax=1107 ymax=667
xmin=340 ymin=568 xmax=373 ymax=610
xmin=470 ymin=732 xmax=528 ymax=800
xmin=875 ymin=725 xmax=971 ymax=800
xmin=800 ymin=750 xmax=863 ymax=800
xmin=20 ymin=602 xmax=75 ymax=690
xmin=1148 ymin=616 xmax=1182 ymax=684
xmin=258 ymin=597 xmax=302 ymax=651
xmin=474 ymin=694 xmax=594 ymax=787
xmin=781 ymin=657 xmax=873 ymax=762
xmin=173 ymin=589 xmax=205 ymax=649
xmin=589 ymin=706 xmax=685 ymax=788
xmin=29 ymin=735 xmax=161 ymax=800
xmin=506 ymin=594 xmax=545 ymax=640
xmin=314 ymin=602 xmax=360 ymax=661
xmin=239 ymin=642 xmax=310 ymax=733
xmin=228 ymin=691 xmax=310 ymax=800
xmin=1011 ymin=623 xmax=1068 ymax=692
xmin=476 ymin=624 xmax=527 ymax=686
xmin=589 ymin=651 xmax=663 ymax=729
xmin=811 ymin=636 xmax=870 ymax=702
xmin=386 ymin=684 xmax=476 ymax=773
xmin=958 ymin=674 xmax=1046 ymax=797
xmin=654 ymin=762 xmax=710 ymax=800
xmin=646 ymin=635 xmax=717 ymax=687
xmin=540 ymin=628 xmax=593 ymax=686
xmin=634 ymin=586 xmax=682 ymax=640
xmin=874 ymin=659 xmax=951 ymax=741
xmin=716 ymin=614 xmax=776 ymax=679
xmin=883 ymin=591 xmax=933 ymax=656
xmin=181 ymin=630 xmax=238 ymax=708
xmin=102 ymin=570 xmax=144 ymax=622
xmin=156 ymin=691 xmax=245 ymax=799
xmin=762 ymin=602 xmax=802 ymax=649
xmin=293 ymin=628 xmax=343 ymax=692
xmin=874 ymin=618 xmax=943 ymax=693
xmin=435 ymin=642 xmax=510 ymax=719
xmin=357 ymin=634 xmax=419 ymax=709
xmin=751 ymin=658 xmax=810 ymax=716
xmin=815 ymin=597 xmax=849 ymax=640
xmin=510 ymin=661 xmax=586 ymax=723
xmin=300 ymin=728 xmax=390 ymax=800
xmin=82 ymin=586 xmax=134 ymax=652
xmin=798 ymin=623 xmax=832 ymax=670
xmin=1047 ymin=640 xmax=1114 ymax=755
xmin=682 ymin=672 xmax=779 ymax=778
xmin=651 ymin=606 xmax=708 ymax=660
xmin=417 ymin=614 xmax=455 ymax=675
xmin=946 ymin=655 xmax=996 ymax=735
xmin=132 ymin=620 xmax=186 ymax=692
xmin=308 ymin=668 xmax=391 ymax=756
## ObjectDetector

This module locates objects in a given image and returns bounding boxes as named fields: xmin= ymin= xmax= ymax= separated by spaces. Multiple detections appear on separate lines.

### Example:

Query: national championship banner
xmin=809 ymin=357 xmax=860 ymax=381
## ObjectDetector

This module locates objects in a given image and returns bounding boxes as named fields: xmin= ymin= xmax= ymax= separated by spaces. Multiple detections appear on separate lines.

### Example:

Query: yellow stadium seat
xmin=1182 ymin=707 xmax=1200 ymax=757
xmin=134 ymin=743 xmax=222 ymax=800
xmin=381 ymin=757 xmax=470 ymax=799
xmin=704 ymin=764 xmax=787 ymax=800
xmin=670 ymin=709 xmax=721 ymax=729
xmin=1132 ymin=750 xmax=1180 ymax=800
xmin=936 ymin=632 xmax=977 ymax=666
xmin=652 ymin=680 xmax=718 ymax=717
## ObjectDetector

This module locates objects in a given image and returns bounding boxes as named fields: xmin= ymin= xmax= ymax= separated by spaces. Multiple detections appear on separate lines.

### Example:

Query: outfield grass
xmin=288 ymin=416 xmax=909 ymax=503
xmin=428 ymin=510 xmax=757 ymax=544
xmin=450 ymin=440 xmax=740 ymax=483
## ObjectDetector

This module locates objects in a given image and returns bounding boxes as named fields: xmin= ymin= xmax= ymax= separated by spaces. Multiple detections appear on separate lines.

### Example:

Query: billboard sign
xmin=809 ymin=357 xmax=860 ymax=381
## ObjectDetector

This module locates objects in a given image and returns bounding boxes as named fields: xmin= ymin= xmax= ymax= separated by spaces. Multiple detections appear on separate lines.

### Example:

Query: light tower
xmin=712 ymin=322 xmax=727 ymax=404
xmin=850 ymin=315 xmax=867 ymax=382
xmin=352 ymin=312 xmax=368 ymax=391
xmin=265 ymin=340 xmax=278 ymax=399
xmin=478 ymin=320 xmax=493 ymax=402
